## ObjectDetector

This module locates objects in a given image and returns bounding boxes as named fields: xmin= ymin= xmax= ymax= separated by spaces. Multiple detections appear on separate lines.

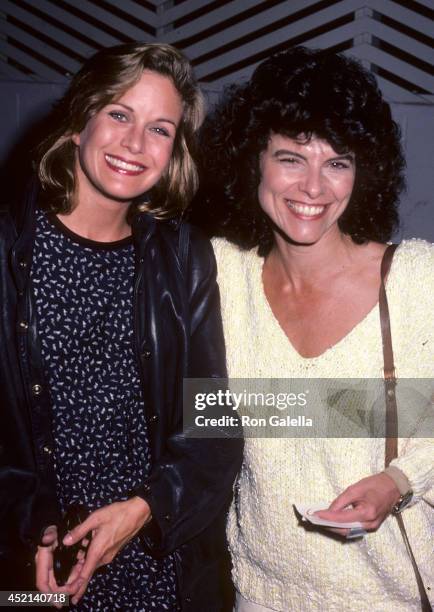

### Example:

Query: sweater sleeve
xmin=387 ymin=240 xmax=434 ymax=504
xmin=390 ymin=440 xmax=434 ymax=502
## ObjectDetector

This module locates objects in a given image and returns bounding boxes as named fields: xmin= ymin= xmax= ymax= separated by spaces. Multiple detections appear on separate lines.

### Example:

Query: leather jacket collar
xmin=9 ymin=177 xmax=179 ymax=276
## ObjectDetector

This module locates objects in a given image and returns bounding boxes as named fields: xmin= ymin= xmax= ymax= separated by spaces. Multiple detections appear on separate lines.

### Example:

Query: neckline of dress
xmin=45 ymin=211 xmax=133 ymax=251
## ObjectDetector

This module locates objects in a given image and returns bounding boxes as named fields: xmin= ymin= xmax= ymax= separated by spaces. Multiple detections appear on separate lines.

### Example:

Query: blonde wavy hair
xmin=37 ymin=42 xmax=204 ymax=218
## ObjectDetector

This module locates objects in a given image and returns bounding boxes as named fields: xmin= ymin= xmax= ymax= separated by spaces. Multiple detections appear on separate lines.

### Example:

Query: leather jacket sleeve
xmin=0 ymin=202 xmax=61 ymax=559
xmin=136 ymin=228 xmax=243 ymax=557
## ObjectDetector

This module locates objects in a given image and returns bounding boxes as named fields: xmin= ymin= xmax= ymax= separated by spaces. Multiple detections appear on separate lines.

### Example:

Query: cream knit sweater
xmin=213 ymin=238 xmax=434 ymax=612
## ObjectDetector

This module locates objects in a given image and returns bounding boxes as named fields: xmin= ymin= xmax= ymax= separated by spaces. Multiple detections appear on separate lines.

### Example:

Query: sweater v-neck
xmin=251 ymin=245 xmax=398 ymax=363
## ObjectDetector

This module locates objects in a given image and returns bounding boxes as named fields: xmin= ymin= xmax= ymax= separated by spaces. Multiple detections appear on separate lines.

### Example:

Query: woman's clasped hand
xmin=1 ymin=42 xmax=242 ymax=611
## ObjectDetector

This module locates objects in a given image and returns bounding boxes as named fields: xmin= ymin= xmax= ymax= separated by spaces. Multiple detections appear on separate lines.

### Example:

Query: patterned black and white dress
xmin=31 ymin=209 xmax=179 ymax=611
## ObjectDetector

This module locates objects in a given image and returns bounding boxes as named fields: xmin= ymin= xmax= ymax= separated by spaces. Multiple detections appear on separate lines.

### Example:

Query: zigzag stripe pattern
xmin=0 ymin=0 xmax=433 ymax=102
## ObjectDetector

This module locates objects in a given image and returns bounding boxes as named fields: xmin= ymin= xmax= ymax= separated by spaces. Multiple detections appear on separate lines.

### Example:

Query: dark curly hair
xmin=191 ymin=46 xmax=405 ymax=255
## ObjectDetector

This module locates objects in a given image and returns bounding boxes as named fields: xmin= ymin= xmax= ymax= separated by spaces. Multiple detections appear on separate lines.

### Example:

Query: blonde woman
xmin=0 ymin=43 xmax=241 ymax=610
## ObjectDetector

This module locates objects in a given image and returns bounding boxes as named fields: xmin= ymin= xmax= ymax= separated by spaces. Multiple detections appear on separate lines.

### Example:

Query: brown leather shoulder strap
xmin=379 ymin=244 xmax=398 ymax=465
xmin=380 ymin=244 xmax=398 ymax=382
xmin=379 ymin=243 xmax=432 ymax=612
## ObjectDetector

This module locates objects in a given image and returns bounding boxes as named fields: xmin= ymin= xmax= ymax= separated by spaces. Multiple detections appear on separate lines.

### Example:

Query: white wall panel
xmin=1 ymin=19 xmax=82 ymax=75
xmin=348 ymin=44 xmax=433 ymax=95
xmin=0 ymin=0 xmax=432 ymax=101
xmin=58 ymin=0 xmax=156 ymax=41
xmin=2 ymin=0 xmax=96 ymax=60
xmin=179 ymin=1 xmax=350 ymax=59
xmin=0 ymin=0 xmax=432 ymax=240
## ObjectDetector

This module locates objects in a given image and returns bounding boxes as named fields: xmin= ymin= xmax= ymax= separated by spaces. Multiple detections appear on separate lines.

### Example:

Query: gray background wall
xmin=1 ymin=0 xmax=433 ymax=240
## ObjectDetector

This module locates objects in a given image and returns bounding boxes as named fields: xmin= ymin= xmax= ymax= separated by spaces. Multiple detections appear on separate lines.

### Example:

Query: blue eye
xmin=151 ymin=126 xmax=170 ymax=137
xmin=109 ymin=111 xmax=128 ymax=122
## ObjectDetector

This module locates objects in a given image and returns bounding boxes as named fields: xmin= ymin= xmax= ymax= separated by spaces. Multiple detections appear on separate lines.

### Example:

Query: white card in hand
xmin=294 ymin=502 xmax=363 ymax=529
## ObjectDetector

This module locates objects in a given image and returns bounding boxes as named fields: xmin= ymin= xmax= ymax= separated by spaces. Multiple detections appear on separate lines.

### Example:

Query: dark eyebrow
xmin=273 ymin=149 xmax=355 ymax=163
xmin=109 ymin=102 xmax=178 ymax=127
xmin=273 ymin=149 xmax=305 ymax=159
xmin=331 ymin=153 xmax=355 ymax=163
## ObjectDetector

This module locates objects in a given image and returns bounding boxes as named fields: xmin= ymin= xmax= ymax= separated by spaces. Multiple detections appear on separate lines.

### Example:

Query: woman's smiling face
xmin=258 ymin=134 xmax=356 ymax=246
xmin=72 ymin=70 xmax=184 ymax=210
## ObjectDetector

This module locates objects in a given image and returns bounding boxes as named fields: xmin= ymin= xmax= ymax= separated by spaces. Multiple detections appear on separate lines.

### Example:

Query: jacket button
xmin=19 ymin=260 xmax=27 ymax=268
xmin=164 ymin=514 xmax=171 ymax=522
xmin=43 ymin=446 xmax=53 ymax=455
xmin=185 ymin=597 xmax=191 ymax=603
xmin=32 ymin=384 xmax=43 ymax=396
xmin=142 ymin=350 xmax=151 ymax=359
xmin=19 ymin=321 xmax=29 ymax=330
xmin=150 ymin=414 xmax=158 ymax=423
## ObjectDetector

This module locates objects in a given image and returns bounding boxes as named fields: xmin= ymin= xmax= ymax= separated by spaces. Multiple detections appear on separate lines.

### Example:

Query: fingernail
xmin=63 ymin=533 xmax=73 ymax=544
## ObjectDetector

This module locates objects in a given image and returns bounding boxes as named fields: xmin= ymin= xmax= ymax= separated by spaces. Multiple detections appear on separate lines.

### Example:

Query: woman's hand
xmin=315 ymin=473 xmax=402 ymax=537
xmin=63 ymin=497 xmax=152 ymax=605
xmin=35 ymin=525 xmax=83 ymax=608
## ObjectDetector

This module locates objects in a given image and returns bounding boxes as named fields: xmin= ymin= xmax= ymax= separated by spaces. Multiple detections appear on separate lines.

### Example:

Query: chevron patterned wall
xmin=0 ymin=1 xmax=433 ymax=241
xmin=1 ymin=0 xmax=433 ymax=103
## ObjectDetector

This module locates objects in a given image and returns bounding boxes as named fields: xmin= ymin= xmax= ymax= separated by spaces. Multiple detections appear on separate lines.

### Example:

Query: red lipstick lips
xmin=105 ymin=154 xmax=146 ymax=176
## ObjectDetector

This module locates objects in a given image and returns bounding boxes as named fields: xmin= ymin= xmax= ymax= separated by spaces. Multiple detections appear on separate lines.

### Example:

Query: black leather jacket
xmin=0 ymin=180 xmax=242 ymax=610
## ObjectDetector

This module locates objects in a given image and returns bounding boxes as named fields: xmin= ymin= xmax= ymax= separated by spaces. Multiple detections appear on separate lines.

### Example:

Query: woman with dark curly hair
xmin=191 ymin=47 xmax=433 ymax=611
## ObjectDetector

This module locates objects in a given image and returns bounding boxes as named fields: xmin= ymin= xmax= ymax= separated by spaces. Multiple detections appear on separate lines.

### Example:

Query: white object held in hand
xmin=294 ymin=503 xmax=367 ymax=538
